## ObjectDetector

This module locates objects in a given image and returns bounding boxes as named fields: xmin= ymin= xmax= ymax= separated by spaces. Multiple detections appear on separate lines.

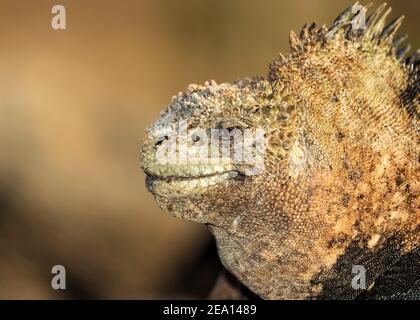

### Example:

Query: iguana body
xmin=141 ymin=3 xmax=419 ymax=299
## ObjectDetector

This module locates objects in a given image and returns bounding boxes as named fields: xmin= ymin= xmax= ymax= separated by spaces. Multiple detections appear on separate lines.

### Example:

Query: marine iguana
xmin=141 ymin=2 xmax=419 ymax=299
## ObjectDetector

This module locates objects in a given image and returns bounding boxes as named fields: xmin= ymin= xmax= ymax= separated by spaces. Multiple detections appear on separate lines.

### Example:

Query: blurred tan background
xmin=0 ymin=0 xmax=418 ymax=299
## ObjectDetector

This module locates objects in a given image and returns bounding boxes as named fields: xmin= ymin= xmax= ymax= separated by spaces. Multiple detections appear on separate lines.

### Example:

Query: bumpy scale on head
xmin=141 ymin=3 xmax=419 ymax=299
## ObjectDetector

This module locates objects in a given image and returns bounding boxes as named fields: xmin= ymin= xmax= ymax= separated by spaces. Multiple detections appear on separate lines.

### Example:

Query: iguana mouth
xmin=146 ymin=170 xmax=239 ymax=198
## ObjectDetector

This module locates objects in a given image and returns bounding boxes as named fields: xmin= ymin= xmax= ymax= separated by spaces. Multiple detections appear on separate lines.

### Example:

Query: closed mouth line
xmin=145 ymin=170 xmax=240 ymax=198
xmin=147 ymin=170 xmax=238 ymax=182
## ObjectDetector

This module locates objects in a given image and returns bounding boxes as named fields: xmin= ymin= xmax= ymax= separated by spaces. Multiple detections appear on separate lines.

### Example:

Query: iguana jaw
xmin=145 ymin=169 xmax=239 ymax=198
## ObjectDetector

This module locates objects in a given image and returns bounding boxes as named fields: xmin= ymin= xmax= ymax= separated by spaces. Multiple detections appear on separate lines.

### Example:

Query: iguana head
xmin=141 ymin=76 xmax=313 ymax=299
xmin=141 ymin=78 xmax=297 ymax=226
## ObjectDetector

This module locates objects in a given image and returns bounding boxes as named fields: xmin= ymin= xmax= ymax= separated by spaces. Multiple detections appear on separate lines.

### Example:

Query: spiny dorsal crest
xmin=269 ymin=2 xmax=419 ymax=69
xmin=268 ymin=1 xmax=419 ymax=127
xmin=288 ymin=2 xmax=417 ymax=60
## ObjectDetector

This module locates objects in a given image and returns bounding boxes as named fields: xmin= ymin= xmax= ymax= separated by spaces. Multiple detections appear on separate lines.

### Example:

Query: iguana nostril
xmin=155 ymin=135 xmax=168 ymax=147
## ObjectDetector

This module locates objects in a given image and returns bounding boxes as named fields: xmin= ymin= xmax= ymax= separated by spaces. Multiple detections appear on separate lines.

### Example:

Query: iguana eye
xmin=225 ymin=127 xmax=239 ymax=133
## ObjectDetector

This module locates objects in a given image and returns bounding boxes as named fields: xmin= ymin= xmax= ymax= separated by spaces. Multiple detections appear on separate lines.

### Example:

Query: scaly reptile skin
xmin=141 ymin=3 xmax=419 ymax=299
